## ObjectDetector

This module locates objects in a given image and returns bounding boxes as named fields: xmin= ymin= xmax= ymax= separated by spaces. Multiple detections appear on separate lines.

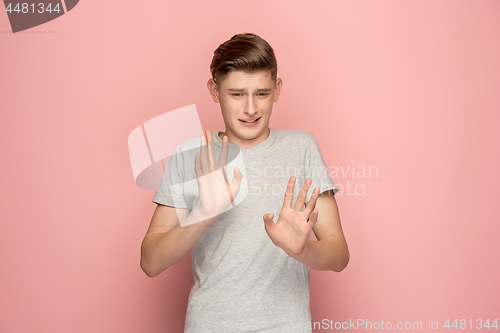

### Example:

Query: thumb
xmin=233 ymin=167 xmax=243 ymax=180
xmin=308 ymin=209 xmax=319 ymax=230
xmin=263 ymin=213 xmax=275 ymax=231
xmin=228 ymin=167 xmax=243 ymax=200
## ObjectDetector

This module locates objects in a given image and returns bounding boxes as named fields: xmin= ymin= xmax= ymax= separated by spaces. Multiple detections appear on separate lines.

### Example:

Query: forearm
xmin=140 ymin=207 xmax=216 ymax=277
xmin=290 ymin=234 xmax=349 ymax=272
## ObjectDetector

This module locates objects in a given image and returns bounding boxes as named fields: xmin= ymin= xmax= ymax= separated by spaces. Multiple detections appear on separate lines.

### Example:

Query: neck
xmin=219 ymin=128 xmax=270 ymax=149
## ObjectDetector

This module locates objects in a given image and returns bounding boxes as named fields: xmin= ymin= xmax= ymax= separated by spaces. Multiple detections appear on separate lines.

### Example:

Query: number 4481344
xmin=444 ymin=319 xmax=498 ymax=330
xmin=5 ymin=3 xmax=61 ymax=14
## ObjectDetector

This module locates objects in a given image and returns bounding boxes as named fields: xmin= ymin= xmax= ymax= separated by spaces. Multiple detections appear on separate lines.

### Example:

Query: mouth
xmin=239 ymin=117 xmax=261 ymax=124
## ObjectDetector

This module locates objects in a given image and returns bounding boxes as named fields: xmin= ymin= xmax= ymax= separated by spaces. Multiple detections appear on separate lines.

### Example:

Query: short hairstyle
xmin=209 ymin=33 xmax=278 ymax=86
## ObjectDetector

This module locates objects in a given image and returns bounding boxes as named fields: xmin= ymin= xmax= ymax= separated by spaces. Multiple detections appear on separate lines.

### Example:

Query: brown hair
xmin=209 ymin=33 xmax=278 ymax=86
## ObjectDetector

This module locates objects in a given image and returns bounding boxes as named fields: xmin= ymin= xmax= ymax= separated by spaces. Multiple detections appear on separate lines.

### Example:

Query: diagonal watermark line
xmin=140 ymin=123 xmax=158 ymax=171
xmin=60 ymin=0 xmax=67 ymax=14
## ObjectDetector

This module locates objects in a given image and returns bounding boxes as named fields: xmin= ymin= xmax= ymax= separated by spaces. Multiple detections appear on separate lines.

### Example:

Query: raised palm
xmin=263 ymin=177 xmax=320 ymax=256
xmin=194 ymin=130 xmax=243 ymax=222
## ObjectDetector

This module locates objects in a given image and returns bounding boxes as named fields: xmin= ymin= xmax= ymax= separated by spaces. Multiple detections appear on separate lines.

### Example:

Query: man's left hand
xmin=263 ymin=177 xmax=320 ymax=256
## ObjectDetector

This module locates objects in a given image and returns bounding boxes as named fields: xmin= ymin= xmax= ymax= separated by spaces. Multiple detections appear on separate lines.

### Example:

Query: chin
xmin=239 ymin=126 xmax=263 ymax=135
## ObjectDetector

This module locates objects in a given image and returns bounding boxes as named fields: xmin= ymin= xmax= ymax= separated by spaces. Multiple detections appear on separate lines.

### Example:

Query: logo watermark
xmin=248 ymin=161 xmax=378 ymax=197
xmin=289 ymin=318 xmax=499 ymax=330
xmin=3 ymin=1 xmax=79 ymax=33
xmin=328 ymin=161 xmax=379 ymax=196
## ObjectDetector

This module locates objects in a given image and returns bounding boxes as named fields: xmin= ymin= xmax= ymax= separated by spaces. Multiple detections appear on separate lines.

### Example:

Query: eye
xmin=258 ymin=93 xmax=270 ymax=96
xmin=232 ymin=93 xmax=242 ymax=97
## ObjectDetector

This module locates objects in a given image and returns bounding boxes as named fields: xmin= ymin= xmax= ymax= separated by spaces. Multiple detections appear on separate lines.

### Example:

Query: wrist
xmin=189 ymin=206 xmax=218 ymax=227
xmin=287 ymin=239 xmax=311 ymax=263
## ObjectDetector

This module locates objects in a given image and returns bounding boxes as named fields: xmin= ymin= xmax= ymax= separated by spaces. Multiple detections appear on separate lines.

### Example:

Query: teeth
xmin=242 ymin=118 xmax=259 ymax=123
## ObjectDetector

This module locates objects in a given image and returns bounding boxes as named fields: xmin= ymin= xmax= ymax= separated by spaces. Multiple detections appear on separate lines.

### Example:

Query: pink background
xmin=1 ymin=1 xmax=499 ymax=332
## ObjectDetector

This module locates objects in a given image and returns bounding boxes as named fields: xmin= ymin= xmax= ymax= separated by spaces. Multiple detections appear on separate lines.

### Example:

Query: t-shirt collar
xmin=213 ymin=128 xmax=276 ymax=154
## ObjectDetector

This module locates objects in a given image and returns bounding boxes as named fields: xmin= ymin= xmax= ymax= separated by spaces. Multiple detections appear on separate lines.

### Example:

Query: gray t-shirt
xmin=152 ymin=128 xmax=338 ymax=333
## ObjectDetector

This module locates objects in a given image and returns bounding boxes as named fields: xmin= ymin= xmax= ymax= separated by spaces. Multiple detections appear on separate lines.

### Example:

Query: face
xmin=207 ymin=70 xmax=282 ymax=149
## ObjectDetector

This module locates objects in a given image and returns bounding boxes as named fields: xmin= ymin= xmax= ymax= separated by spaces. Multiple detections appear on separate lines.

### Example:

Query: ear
xmin=207 ymin=78 xmax=220 ymax=103
xmin=274 ymin=78 xmax=283 ymax=102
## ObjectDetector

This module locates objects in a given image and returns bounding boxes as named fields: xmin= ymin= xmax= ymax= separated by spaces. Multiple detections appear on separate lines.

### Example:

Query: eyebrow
xmin=228 ymin=88 xmax=272 ymax=92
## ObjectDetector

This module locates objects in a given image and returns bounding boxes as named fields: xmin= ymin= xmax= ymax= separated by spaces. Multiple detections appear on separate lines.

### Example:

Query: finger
xmin=200 ymin=135 xmax=210 ymax=175
xmin=218 ymin=136 xmax=231 ymax=186
xmin=283 ymin=176 xmax=296 ymax=209
xmin=294 ymin=178 xmax=312 ymax=211
xmin=194 ymin=152 xmax=203 ymax=179
xmin=218 ymin=135 xmax=229 ymax=174
xmin=220 ymin=155 xmax=230 ymax=186
xmin=263 ymin=213 xmax=275 ymax=233
xmin=303 ymin=187 xmax=320 ymax=217
xmin=221 ymin=166 xmax=233 ymax=203
xmin=206 ymin=130 xmax=216 ymax=172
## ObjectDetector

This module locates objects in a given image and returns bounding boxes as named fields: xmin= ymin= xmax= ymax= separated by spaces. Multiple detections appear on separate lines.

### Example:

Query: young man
xmin=141 ymin=33 xmax=349 ymax=333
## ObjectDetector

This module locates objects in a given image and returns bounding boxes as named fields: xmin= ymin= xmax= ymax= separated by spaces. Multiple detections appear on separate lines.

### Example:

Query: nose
xmin=244 ymin=96 xmax=257 ymax=116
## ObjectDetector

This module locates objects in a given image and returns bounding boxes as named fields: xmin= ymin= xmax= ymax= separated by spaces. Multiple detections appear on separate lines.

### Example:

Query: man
xmin=141 ymin=33 xmax=349 ymax=333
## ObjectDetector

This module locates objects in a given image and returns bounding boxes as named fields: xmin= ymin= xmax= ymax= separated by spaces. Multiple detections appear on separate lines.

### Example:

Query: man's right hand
xmin=193 ymin=130 xmax=243 ymax=225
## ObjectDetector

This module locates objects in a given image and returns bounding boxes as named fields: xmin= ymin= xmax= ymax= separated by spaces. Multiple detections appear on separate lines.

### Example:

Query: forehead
xmin=220 ymin=70 xmax=274 ymax=89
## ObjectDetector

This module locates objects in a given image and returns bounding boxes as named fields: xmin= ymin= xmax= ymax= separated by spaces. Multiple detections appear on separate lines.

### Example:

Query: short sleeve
xmin=304 ymin=133 xmax=338 ymax=204
xmin=152 ymin=145 xmax=189 ymax=208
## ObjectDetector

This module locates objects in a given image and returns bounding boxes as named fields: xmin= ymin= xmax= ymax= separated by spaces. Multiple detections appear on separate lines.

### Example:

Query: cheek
xmin=221 ymin=99 xmax=240 ymax=112
xmin=220 ymin=103 xmax=239 ymax=119
xmin=261 ymin=100 xmax=274 ymax=112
